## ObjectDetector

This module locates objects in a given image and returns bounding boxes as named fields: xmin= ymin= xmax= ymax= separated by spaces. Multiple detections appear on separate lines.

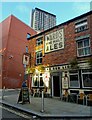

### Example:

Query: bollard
xmin=41 ymin=90 xmax=44 ymax=113
xmin=2 ymin=86 xmax=5 ymax=100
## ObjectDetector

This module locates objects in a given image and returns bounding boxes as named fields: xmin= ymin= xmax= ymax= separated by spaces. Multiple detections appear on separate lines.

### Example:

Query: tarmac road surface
xmin=0 ymin=104 xmax=92 ymax=120
xmin=0 ymin=104 xmax=32 ymax=120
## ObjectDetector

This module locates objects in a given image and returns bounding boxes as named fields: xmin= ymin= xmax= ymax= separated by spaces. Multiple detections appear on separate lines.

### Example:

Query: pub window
xmin=32 ymin=73 xmax=44 ymax=87
xmin=36 ymin=37 xmax=43 ymax=46
xmin=77 ymin=37 xmax=91 ymax=57
xmin=82 ymin=69 xmax=92 ymax=88
xmin=32 ymin=75 xmax=39 ymax=87
xmin=39 ymin=73 xmax=44 ymax=87
xmin=36 ymin=51 xmax=42 ymax=65
xmin=69 ymin=70 xmax=80 ymax=88
xmin=75 ymin=18 xmax=88 ymax=33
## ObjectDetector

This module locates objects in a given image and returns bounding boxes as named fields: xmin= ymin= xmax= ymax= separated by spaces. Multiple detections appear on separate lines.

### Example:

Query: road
xmin=0 ymin=105 xmax=92 ymax=120
xmin=0 ymin=104 xmax=33 ymax=120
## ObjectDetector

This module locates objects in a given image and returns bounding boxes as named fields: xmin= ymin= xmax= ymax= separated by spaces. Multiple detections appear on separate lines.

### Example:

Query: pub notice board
xmin=17 ymin=87 xmax=30 ymax=104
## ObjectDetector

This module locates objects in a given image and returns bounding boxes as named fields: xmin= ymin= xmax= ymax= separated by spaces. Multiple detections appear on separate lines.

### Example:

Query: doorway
xmin=53 ymin=76 xmax=60 ymax=97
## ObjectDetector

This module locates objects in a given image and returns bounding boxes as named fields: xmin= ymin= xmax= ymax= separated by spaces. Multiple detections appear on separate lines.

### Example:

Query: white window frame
xmin=36 ymin=37 xmax=43 ymax=46
xmin=36 ymin=51 xmax=42 ymax=65
xmin=81 ymin=69 xmax=92 ymax=88
xmin=39 ymin=73 xmax=44 ymax=87
xmin=77 ymin=37 xmax=91 ymax=57
xmin=69 ymin=71 xmax=80 ymax=88
xmin=32 ymin=73 xmax=44 ymax=88
xmin=32 ymin=74 xmax=39 ymax=87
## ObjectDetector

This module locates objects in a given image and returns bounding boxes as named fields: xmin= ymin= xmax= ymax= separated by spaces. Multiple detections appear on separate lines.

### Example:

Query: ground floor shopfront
xmin=30 ymin=61 xmax=92 ymax=99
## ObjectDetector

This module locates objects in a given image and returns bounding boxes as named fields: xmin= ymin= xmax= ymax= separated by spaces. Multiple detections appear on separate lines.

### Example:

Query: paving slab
xmin=0 ymin=89 xmax=92 ymax=119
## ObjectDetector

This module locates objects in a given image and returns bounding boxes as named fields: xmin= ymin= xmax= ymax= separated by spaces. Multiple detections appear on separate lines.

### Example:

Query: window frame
xmin=36 ymin=37 xmax=43 ymax=46
xmin=32 ymin=73 xmax=44 ymax=88
xmin=81 ymin=69 xmax=92 ymax=88
xmin=77 ymin=37 xmax=91 ymax=57
xmin=36 ymin=51 xmax=43 ymax=65
xmin=69 ymin=70 xmax=80 ymax=88
xmin=32 ymin=74 xmax=39 ymax=87
xmin=75 ymin=18 xmax=88 ymax=33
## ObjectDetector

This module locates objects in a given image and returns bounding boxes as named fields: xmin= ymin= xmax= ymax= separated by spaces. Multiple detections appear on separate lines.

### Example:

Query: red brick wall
xmin=43 ymin=22 xmax=77 ymax=66
xmin=29 ymin=13 xmax=92 ymax=67
xmin=28 ymin=37 xmax=36 ymax=67
xmin=1 ymin=15 xmax=37 ymax=88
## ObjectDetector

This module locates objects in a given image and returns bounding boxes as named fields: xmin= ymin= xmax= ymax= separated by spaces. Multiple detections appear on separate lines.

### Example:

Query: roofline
xmin=27 ymin=10 xmax=92 ymax=40
xmin=35 ymin=7 xmax=56 ymax=17
xmin=1 ymin=14 xmax=37 ymax=33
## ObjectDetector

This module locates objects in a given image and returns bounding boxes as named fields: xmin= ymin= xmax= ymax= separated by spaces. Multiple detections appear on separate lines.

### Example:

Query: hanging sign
xmin=23 ymin=53 xmax=30 ymax=65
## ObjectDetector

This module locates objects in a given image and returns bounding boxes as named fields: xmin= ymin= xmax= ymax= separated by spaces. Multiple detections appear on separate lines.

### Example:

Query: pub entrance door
xmin=53 ymin=75 xmax=60 ymax=97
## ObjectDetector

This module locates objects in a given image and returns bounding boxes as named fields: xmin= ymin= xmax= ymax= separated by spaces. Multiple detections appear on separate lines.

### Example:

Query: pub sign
xmin=45 ymin=28 xmax=64 ymax=53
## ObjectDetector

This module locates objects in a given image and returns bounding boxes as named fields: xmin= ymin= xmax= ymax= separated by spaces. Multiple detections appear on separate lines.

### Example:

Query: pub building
xmin=26 ymin=11 xmax=92 ymax=103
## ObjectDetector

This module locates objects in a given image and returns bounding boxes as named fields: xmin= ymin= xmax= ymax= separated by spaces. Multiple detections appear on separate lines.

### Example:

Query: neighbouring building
xmin=31 ymin=7 xmax=56 ymax=31
xmin=27 ymin=11 xmax=92 ymax=98
xmin=0 ymin=15 xmax=37 ymax=89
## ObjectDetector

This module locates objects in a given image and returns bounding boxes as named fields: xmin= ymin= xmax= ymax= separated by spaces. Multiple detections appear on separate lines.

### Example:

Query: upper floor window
xmin=77 ymin=37 xmax=91 ymax=57
xmin=36 ymin=38 xmax=43 ymax=46
xmin=36 ymin=51 xmax=42 ymax=65
xmin=75 ymin=18 xmax=88 ymax=33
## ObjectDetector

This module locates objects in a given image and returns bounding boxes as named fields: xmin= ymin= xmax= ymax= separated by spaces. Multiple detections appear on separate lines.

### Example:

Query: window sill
xmin=77 ymin=54 xmax=92 ymax=58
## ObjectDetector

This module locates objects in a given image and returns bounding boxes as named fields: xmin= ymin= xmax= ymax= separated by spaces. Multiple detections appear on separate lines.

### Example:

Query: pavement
xmin=0 ymin=89 xmax=92 ymax=119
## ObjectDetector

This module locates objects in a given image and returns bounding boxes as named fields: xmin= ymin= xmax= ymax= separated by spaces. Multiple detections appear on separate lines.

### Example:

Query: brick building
xmin=27 ymin=11 xmax=92 ymax=98
xmin=0 ymin=15 xmax=37 ymax=89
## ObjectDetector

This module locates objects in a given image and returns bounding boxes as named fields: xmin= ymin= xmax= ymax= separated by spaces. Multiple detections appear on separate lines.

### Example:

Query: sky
xmin=0 ymin=1 xmax=92 ymax=27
